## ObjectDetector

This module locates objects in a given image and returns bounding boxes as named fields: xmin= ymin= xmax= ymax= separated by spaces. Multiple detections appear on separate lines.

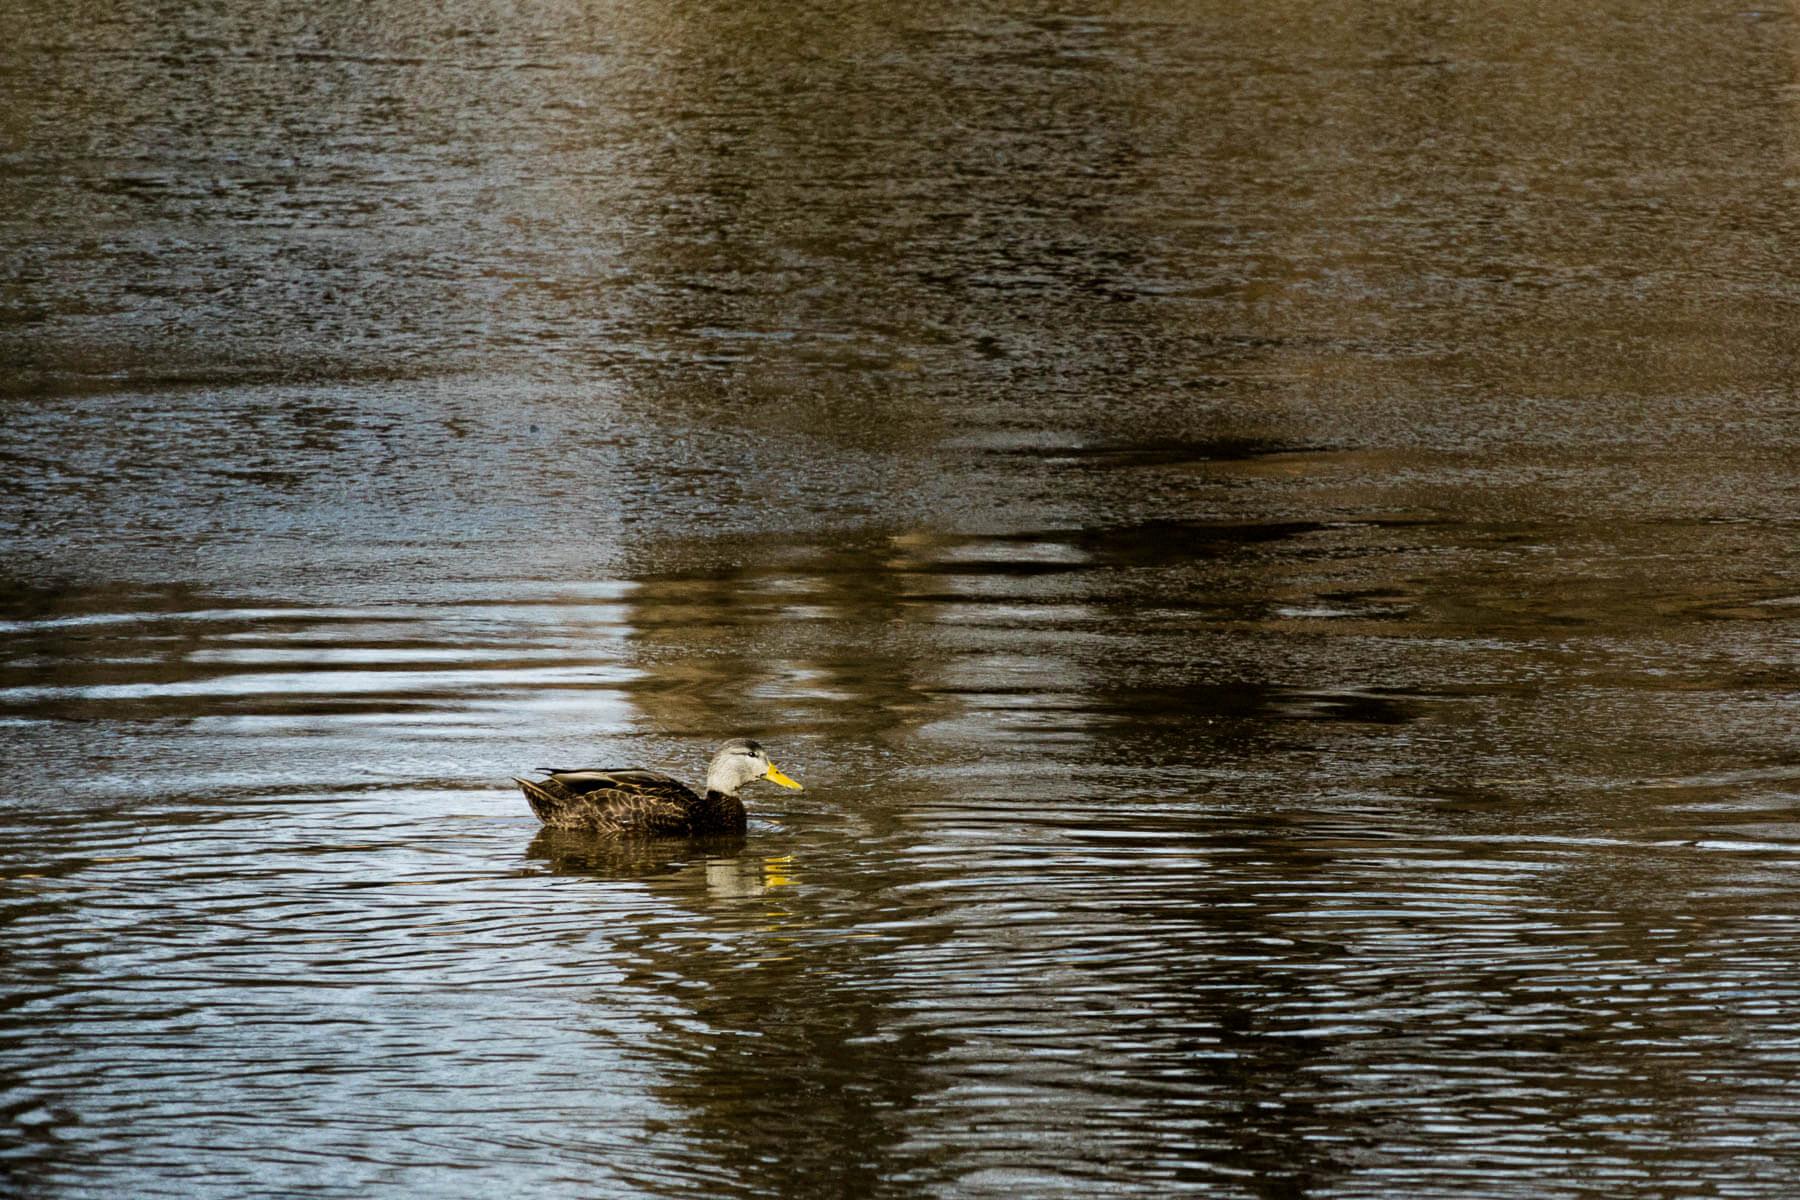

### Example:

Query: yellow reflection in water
xmin=763 ymin=855 xmax=795 ymax=889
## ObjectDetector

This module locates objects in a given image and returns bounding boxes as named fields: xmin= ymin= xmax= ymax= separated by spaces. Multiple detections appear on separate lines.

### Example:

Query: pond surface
xmin=2 ymin=1 xmax=1798 ymax=1197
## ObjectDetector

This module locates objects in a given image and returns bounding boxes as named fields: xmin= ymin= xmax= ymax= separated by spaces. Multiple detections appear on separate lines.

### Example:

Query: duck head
xmin=703 ymin=738 xmax=804 ymax=797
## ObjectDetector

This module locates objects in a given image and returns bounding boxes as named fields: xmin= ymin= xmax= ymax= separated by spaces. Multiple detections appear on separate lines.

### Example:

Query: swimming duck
xmin=515 ymin=738 xmax=803 ymax=836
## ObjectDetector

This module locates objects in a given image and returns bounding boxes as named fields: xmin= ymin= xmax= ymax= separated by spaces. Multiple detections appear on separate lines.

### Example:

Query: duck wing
xmin=535 ymin=768 xmax=683 ymax=793
xmin=516 ymin=768 xmax=701 ymax=835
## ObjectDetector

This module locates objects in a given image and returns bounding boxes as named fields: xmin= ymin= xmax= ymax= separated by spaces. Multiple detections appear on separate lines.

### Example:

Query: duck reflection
xmin=524 ymin=827 xmax=748 ymax=883
xmin=526 ymin=828 xmax=812 ymax=904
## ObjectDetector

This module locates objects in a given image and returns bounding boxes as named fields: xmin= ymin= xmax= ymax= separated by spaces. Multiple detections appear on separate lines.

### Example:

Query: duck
xmin=515 ymin=738 xmax=803 ymax=836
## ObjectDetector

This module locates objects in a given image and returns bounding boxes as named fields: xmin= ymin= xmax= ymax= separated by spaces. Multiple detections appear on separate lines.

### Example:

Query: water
xmin=3 ymin=1 xmax=1798 ymax=1196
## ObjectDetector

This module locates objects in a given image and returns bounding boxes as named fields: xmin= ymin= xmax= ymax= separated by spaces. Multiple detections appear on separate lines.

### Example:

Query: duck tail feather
xmin=514 ymin=776 xmax=563 ymax=821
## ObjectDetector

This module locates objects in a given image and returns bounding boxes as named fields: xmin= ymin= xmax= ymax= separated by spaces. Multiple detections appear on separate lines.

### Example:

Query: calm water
xmin=3 ymin=1 xmax=1798 ymax=1197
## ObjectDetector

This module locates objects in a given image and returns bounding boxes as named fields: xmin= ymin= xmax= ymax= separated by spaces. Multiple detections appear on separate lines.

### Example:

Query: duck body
xmin=515 ymin=739 xmax=801 ymax=837
xmin=517 ymin=769 xmax=747 ymax=836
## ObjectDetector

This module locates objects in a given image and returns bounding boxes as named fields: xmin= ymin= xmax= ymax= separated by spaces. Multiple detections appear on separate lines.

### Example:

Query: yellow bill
xmin=763 ymin=763 xmax=803 ymax=790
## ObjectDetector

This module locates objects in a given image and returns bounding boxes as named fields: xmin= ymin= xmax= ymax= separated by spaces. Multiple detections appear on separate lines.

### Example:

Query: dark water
xmin=3 ymin=1 xmax=1798 ymax=1196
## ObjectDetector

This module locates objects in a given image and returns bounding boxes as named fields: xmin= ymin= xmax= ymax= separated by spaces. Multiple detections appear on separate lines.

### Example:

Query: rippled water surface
xmin=3 ymin=1 xmax=1799 ymax=1197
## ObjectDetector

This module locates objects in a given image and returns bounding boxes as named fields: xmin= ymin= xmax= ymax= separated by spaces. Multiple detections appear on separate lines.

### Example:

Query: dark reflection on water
xmin=4 ymin=0 xmax=1800 ymax=1197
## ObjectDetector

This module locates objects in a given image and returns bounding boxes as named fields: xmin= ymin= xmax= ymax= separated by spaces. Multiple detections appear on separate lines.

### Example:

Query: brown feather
xmin=515 ymin=770 xmax=746 ymax=837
